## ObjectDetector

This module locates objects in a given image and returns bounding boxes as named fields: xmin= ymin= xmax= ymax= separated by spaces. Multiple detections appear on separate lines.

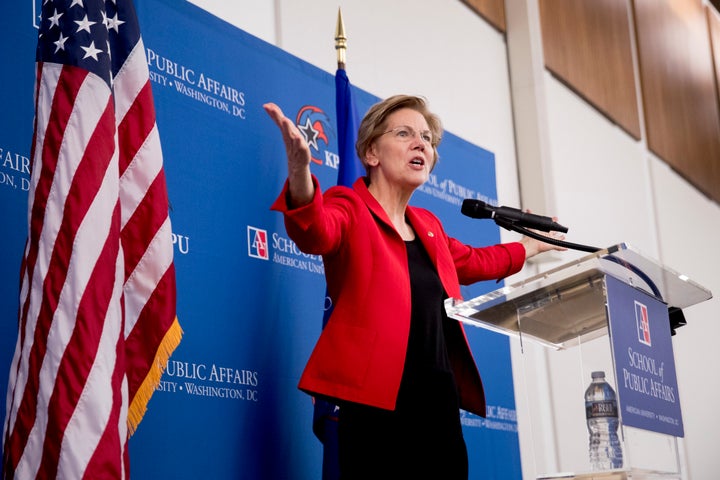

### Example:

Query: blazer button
xmin=427 ymin=231 xmax=434 ymax=237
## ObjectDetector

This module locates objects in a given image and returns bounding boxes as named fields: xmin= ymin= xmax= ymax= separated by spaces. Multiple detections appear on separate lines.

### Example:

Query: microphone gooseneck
xmin=460 ymin=199 xmax=601 ymax=253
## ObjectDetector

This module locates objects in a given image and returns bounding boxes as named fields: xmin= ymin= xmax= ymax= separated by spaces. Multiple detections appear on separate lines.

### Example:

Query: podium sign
xmin=606 ymin=275 xmax=684 ymax=437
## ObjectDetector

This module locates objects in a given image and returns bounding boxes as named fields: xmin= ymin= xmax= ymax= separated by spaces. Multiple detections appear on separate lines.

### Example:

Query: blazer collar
xmin=353 ymin=176 xmax=394 ymax=229
xmin=353 ymin=177 xmax=438 ymax=261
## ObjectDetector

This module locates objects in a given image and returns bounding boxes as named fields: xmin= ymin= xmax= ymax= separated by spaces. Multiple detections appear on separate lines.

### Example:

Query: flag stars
xmin=37 ymin=0 xmax=125 ymax=85
xmin=81 ymin=41 xmax=103 ymax=61
xmin=54 ymin=32 xmax=68 ymax=53
xmin=106 ymin=13 xmax=125 ymax=33
xmin=106 ymin=39 xmax=113 ymax=66
xmin=48 ymin=9 xmax=63 ymax=29
xmin=75 ymin=14 xmax=96 ymax=34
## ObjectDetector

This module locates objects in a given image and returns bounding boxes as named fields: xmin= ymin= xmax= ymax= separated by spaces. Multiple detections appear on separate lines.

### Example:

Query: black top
xmin=337 ymin=237 xmax=468 ymax=479
xmin=397 ymin=237 xmax=455 ymax=406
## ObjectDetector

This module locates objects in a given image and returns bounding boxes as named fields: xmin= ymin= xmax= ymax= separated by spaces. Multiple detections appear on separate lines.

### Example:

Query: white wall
xmin=188 ymin=0 xmax=720 ymax=478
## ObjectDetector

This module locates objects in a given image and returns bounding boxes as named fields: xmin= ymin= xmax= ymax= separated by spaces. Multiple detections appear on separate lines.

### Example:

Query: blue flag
xmin=334 ymin=68 xmax=364 ymax=188
xmin=312 ymin=67 xmax=364 ymax=480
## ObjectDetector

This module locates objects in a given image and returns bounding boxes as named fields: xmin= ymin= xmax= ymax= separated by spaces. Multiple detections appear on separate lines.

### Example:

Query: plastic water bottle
xmin=585 ymin=371 xmax=623 ymax=470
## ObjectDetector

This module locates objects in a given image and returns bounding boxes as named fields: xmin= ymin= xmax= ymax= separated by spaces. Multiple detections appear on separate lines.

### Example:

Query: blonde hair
xmin=355 ymin=95 xmax=442 ymax=174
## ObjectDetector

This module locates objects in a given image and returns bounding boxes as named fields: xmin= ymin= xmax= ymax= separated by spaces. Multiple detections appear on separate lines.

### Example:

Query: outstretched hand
xmin=263 ymin=102 xmax=314 ymax=207
xmin=519 ymin=213 xmax=568 ymax=259
xmin=263 ymin=103 xmax=312 ymax=172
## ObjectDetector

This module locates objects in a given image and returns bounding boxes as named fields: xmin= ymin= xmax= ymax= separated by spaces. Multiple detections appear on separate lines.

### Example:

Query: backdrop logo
xmin=1 ymin=145 xmax=31 ymax=193
xmin=146 ymin=48 xmax=247 ymax=119
xmin=247 ymin=226 xmax=269 ymax=260
xmin=171 ymin=232 xmax=190 ymax=255
xmin=418 ymin=173 xmax=496 ymax=207
xmin=161 ymin=358 xmax=260 ymax=402
xmin=295 ymin=105 xmax=337 ymax=168
xmin=33 ymin=0 xmax=41 ymax=28
xmin=635 ymin=300 xmax=651 ymax=346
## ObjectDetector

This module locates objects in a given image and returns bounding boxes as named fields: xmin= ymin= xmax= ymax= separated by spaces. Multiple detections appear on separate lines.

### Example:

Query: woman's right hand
xmin=263 ymin=102 xmax=314 ymax=207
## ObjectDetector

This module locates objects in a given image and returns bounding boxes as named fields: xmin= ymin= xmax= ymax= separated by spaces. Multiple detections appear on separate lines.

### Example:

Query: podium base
xmin=537 ymin=468 xmax=681 ymax=480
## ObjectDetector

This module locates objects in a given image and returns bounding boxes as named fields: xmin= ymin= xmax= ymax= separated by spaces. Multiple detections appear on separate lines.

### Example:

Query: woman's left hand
xmin=519 ymin=213 xmax=567 ymax=259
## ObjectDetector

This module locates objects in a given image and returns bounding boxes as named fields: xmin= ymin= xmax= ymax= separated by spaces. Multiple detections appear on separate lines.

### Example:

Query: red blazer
xmin=271 ymin=176 xmax=525 ymax=416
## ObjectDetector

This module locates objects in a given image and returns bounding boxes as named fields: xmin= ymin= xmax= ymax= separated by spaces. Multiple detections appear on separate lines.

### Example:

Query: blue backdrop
xmin=0 ymin=0 xmax=521 ymax=478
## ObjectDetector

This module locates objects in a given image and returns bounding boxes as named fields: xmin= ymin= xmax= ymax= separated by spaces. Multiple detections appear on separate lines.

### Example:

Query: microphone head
xmin=461 ymin=199 xmax=493 ymax=219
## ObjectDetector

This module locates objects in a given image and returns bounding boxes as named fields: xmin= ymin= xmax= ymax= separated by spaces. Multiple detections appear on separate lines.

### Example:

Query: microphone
xmin=461 ymin=199 xmax=568 ymax=233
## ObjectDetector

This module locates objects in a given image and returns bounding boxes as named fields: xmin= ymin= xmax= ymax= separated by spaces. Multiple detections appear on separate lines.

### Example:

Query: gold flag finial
xmin=335 ymin=7 xmax=347 ymax=69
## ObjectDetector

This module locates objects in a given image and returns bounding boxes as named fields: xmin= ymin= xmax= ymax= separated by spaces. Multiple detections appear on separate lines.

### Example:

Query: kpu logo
xmin=635 ymin=300 xmax=651 ymax=346
xmin=295 ymin=105 xmax=338 ymax=168
xmin=247 ymin=226 xmax=269 ymax=260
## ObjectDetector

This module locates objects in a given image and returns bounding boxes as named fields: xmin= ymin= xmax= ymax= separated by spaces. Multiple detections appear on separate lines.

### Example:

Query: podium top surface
xmin=445 ymin=243 xmax=712 ymax=349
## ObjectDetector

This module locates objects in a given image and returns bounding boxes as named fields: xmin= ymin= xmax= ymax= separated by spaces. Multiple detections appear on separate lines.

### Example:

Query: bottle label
xmin=586 ymin=400 xmax=618 ymax=418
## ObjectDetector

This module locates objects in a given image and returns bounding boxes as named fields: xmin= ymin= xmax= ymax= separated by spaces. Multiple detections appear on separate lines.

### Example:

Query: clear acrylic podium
xmin=445 ymin=243 xmax=712 ymax=480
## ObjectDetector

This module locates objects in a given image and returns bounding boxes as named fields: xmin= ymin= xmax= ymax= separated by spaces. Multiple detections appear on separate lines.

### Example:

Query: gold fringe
xmin=127 ymin=317 xmax=183 ymax=436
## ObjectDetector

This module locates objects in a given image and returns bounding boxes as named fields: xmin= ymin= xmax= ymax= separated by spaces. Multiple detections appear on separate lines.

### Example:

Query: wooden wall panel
xmin=708 ymin=7 xmax=720 ymax=133
xmin=634 ymin=0 xmax=720 ymax=202
xmin=461 ymin=0 xmax=506 ymax=32
xmin=539 ymin=0 xmax=641 ymax=139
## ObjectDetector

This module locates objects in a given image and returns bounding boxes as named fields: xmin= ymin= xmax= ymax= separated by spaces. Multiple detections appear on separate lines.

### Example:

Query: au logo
xmin=295 ymin=105 xmax=333 ymax=165
xmin=247 ymin=226 xmax=269 ymax=260
xmin=634 ymin=301 xmax=651 ymax=346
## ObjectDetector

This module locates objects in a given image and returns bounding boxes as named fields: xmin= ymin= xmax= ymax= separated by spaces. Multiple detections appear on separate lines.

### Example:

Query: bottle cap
xmin=591 ymin=371 xmax=605 ymax=379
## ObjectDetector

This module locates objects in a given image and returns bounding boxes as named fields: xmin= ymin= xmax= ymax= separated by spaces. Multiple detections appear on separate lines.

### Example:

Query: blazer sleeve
xmin=269 ymin=174 xmax=355 ymax=256
xmin=449 ymin=237 xmax=526 ymax=284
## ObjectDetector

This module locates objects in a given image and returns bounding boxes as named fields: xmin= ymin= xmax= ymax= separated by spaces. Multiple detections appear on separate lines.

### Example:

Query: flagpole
xmin=335 ymin=7 xmax=347 ymax=70
xmin=314 ymin=8 xmax=352 ymax=480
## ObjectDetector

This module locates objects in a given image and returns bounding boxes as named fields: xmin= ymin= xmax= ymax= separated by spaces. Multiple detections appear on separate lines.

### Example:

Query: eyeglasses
xmin=379 ymin=125 xmax=434 ymax=146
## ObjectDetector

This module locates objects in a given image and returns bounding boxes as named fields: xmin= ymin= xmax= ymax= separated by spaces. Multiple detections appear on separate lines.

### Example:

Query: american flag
xmin=2 ymin=0 xmax=181 ymax=478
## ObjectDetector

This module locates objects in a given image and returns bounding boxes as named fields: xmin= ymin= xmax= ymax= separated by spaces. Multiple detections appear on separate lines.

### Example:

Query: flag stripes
xmin=5 ymin=62 xmax=122 ymax=478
